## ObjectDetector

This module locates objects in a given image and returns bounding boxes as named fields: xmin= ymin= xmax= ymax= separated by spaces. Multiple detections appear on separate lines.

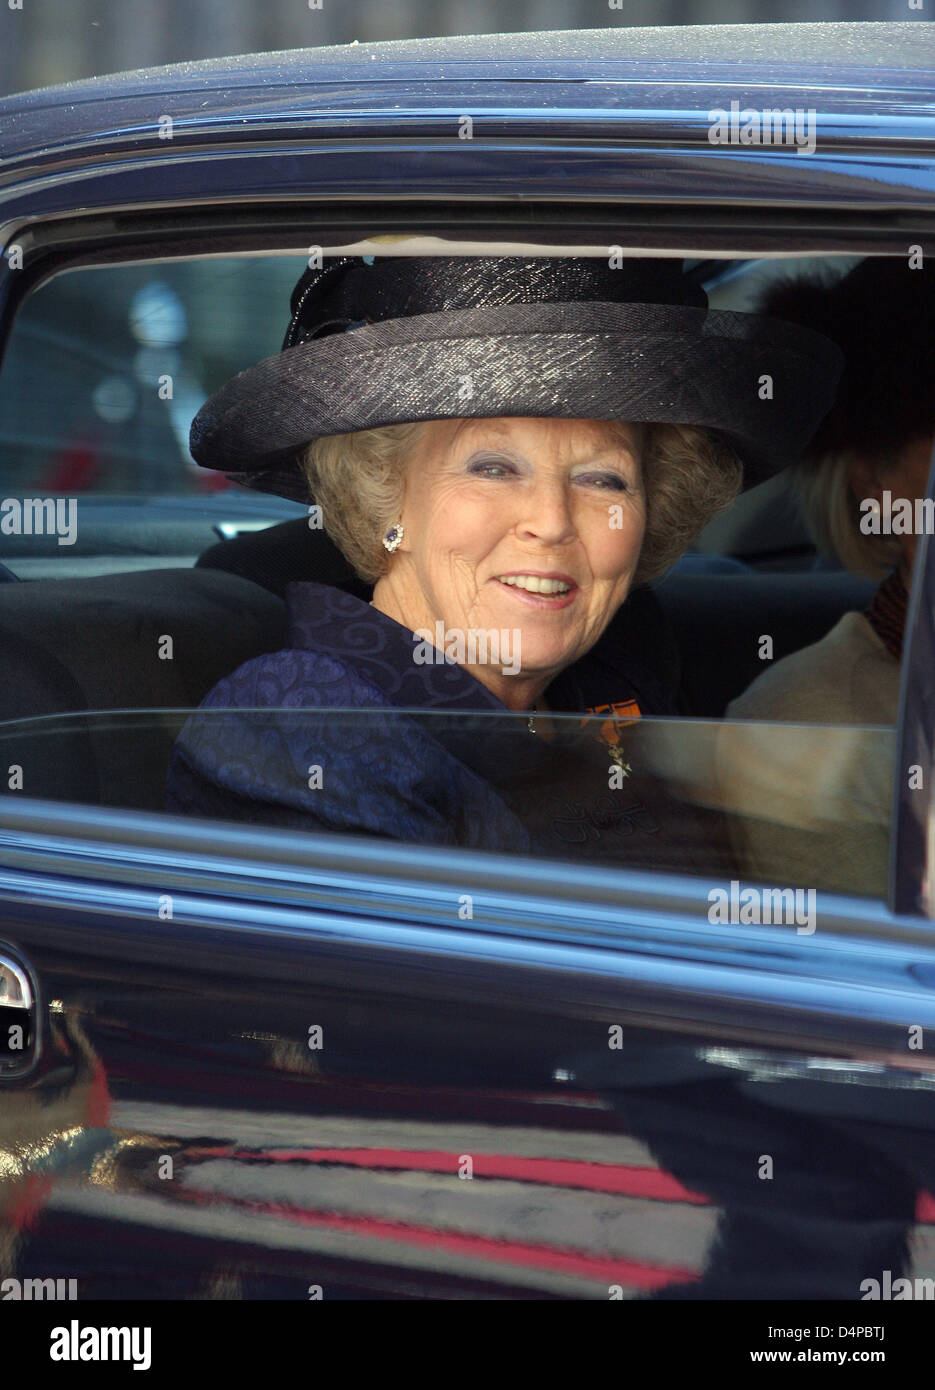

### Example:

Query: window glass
xmin=0 ymin=258 xmax=307 ymax=577
xmin=0 ymin=258 xmax=305 ymax=497
xmin=0 ymin=708 xmax=894 ymax=899
xmin=642 ymin=716 xmax=895 ymax=901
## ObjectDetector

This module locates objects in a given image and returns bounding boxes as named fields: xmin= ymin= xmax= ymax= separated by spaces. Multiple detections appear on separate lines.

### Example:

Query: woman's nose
xmin=515 ymin=484 xmax=576 ymax=546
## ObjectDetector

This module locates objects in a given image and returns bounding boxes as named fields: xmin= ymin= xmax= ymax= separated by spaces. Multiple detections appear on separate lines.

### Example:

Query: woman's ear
xmin=845 ymin=452 xmax=884 ymax=507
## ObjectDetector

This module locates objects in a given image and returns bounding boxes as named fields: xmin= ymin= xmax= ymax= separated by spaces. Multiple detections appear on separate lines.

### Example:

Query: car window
xmin=0 ymin=247 xmax=905 ymax=913
xmin=0 ymin=258 xmax=308 ymax=578
xmin=0 ymin=258 xmax=302 ymax=497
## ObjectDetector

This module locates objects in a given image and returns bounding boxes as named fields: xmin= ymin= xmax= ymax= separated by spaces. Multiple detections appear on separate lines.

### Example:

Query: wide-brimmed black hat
xmin=189 ymin=255 xmax=844 ymax=501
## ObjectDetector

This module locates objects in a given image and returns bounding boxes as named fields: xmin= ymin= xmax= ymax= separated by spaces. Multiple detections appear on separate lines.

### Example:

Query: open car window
xmin=0 ymin=247 xmax=914 ymax=923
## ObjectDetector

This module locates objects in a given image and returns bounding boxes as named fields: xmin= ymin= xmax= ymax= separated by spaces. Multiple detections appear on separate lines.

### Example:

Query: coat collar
xmin=282 ymin=580 xmax=566 ymax=785
xmin=284 ymin=580 xmax=511 ymax=714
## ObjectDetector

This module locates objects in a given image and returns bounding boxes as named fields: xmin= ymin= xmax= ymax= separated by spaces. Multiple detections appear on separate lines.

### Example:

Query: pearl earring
xmin=383 ymin=523 xmax=404 ymax=553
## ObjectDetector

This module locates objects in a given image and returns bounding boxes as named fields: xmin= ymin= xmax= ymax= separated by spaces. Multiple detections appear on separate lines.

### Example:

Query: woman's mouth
xmin=494 ymin=573 xmax=578 ymax=608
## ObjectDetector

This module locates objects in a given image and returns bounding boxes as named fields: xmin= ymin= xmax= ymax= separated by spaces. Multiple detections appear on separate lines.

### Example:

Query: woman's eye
xmin=468 ymin=455 xmax=516 ymax=477
xmin=576 ymin=472 xmax=630 ymax=491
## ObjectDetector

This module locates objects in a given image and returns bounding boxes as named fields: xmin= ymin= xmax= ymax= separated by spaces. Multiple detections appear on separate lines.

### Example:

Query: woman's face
xmin=375 ymin=416 xmax=646 ymax=706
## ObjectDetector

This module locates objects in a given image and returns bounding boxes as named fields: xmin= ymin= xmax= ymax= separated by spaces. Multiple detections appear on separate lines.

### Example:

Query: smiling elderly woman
xmin=166 ymin=255 xmax=842 ymax=864
xmin=306 ymin=412 xmax=731 ymax=700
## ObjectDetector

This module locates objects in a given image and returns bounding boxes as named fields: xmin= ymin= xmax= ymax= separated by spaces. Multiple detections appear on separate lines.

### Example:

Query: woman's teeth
xmin=497 ymin=575 xmax=571 ymax=595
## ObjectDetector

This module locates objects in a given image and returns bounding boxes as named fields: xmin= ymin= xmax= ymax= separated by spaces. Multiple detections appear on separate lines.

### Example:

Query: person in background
xmin=718 ymin=256 xmax=935 ymax=896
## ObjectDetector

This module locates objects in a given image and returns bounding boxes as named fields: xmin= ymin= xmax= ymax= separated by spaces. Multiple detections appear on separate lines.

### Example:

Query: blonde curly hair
xmin=790 ymin=450 xmax=902 ymax=581
xmin=299 ymin=418 xmax=741 ymax=586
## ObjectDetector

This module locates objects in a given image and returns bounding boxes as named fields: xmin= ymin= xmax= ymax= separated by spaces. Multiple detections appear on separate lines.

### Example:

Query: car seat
xmin=0 ymin=568 xmax=285 ymax=810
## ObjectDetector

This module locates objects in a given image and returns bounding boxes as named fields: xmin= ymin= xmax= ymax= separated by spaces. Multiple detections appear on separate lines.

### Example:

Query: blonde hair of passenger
xmin=791 ymin=450 xmax=902 ymax=580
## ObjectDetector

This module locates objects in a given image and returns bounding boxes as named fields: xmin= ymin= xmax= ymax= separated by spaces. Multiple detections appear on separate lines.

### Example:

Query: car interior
xmin=0 ymin=249 xmax=879 ymax=815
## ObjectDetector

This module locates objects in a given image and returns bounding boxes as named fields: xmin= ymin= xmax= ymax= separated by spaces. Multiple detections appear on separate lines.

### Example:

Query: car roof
xmin=4 ymin=20 xmax=934 ymax=95
xmin=0 ymin=22 xmax=933 ymax=165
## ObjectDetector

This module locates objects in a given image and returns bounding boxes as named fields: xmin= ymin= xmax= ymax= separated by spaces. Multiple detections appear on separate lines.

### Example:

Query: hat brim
xmin=189 ymin=301 xmax=843 ymax=499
